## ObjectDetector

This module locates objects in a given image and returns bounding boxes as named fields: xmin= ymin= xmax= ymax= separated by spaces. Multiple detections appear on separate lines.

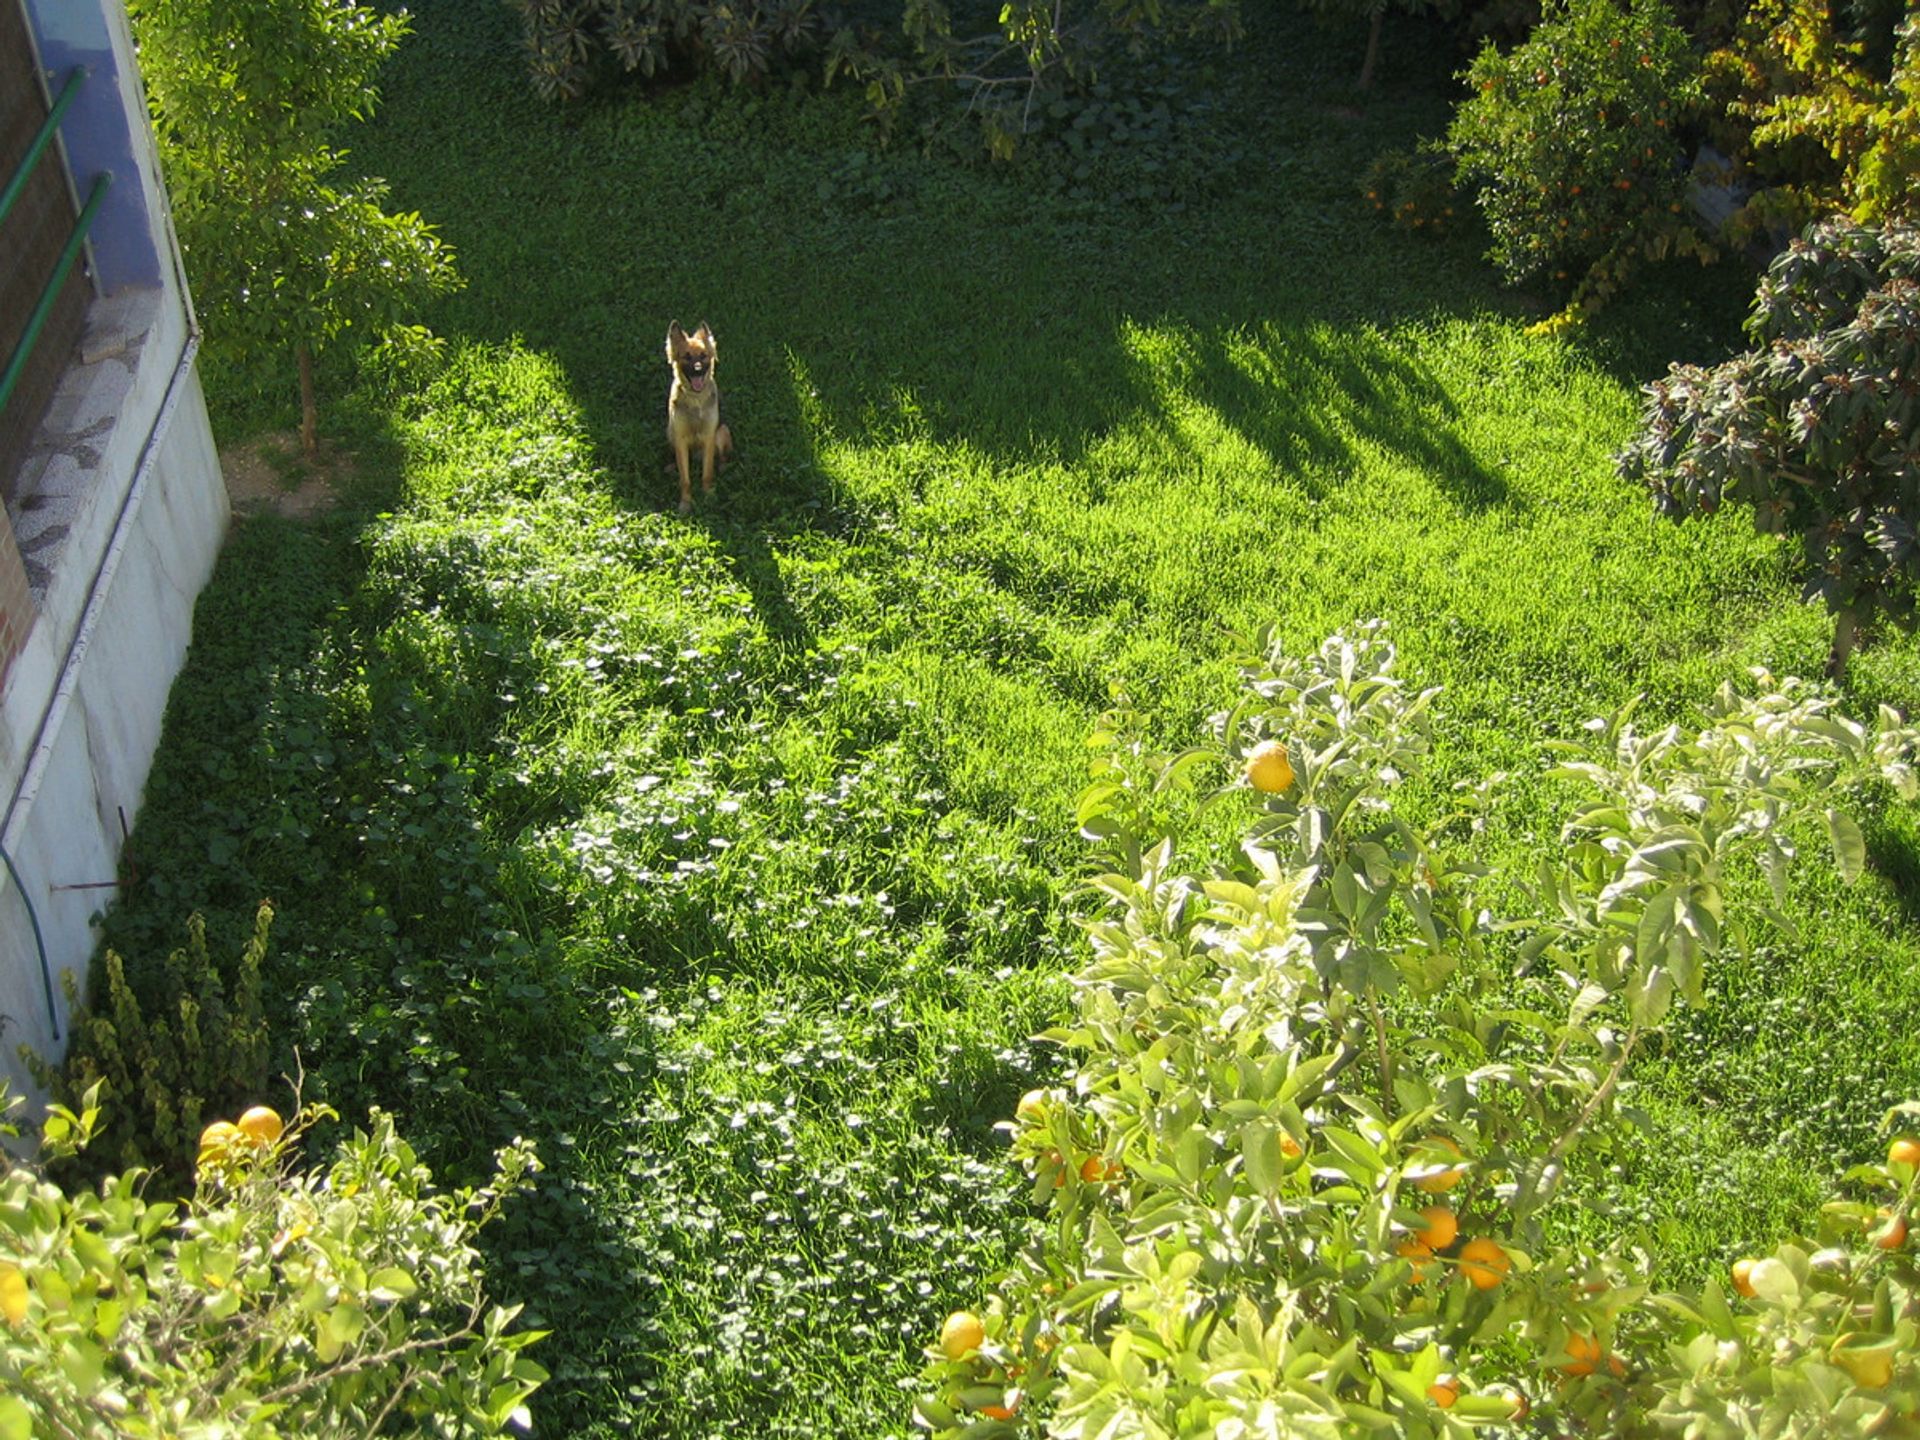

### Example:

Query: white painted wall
xmin=0 ymin=0 xmax=228 ymax=1106
xmin=0 ymin=358 xmax=226 ymax=1103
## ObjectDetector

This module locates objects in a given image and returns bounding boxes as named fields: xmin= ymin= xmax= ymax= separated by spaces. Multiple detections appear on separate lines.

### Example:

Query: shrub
xmin=914 ymin=621 xmax=1920 ymax=1436
xmin=27 ymin=905 xmax=273 ymax=1184
xmin=1617 ymin=218 xmax=1920 ymax=678
xmin=1705 ymin=0 xmax=1919 ymax=237
xmin=510 ymin=0 xmax=1243 ymax=160
xmin=1361 ymin=143 xmax=1461 ymax=235
xmin=1447 ymin=0 xmax=1712 ymax=328
xmin=509 ymin=0 xmax=823 ymax=101
xmin=0 ymin=1085 xmax=545 ymax=1438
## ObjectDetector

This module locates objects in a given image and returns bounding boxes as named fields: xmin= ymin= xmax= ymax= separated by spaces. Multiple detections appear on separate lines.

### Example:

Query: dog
xmin=665 ymin=321 xmax=733 ymax=514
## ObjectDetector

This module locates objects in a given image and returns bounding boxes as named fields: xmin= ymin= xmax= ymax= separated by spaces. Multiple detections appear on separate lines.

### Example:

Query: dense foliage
xmin=0 ymin=1087 xmax=544 ymax=1438
xmin=1446 ymin=0 xmax=1710 ymax=326
xmin=917 ymin=623 xmax=1920 ymax=1436
xmin=509 ymin=0 xmax=1243 ymax=155
xmin=1707 ymin=0 xmax=1919 ymax=236
xmin=510 ymin=0 xmax=822 ymax=100
xmin=1618 ymin=219 xmax=1920 ymax=678
xmin=131 ymin=0 xmax=461 ymax=453
xmin=25 ymin=907 xmax=272 ymax=1186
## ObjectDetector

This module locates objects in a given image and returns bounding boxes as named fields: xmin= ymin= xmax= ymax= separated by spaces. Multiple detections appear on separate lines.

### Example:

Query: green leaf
xmin=1748 ymin=1256 xmax=1798 ymax=1303
xmin=0 ymin=1395 xmax=31 ymax=1440
xmin=1241 ymin=1122 xmax=1285 ymax=1197
xmin=1825 ymin=807 xmax=1866 ymax=883
xmin=1320 ymin=1126 xmax=1384 ymax=1180
xmin=368 ymin=1266 xmax=419 ymax=1302
xmin=59 ymin=1336 xmax=107 ymax=1395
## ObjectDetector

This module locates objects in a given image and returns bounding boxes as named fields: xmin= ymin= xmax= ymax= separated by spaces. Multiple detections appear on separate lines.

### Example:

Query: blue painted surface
xmin=20 ymin=0 xmax=159 ymax=291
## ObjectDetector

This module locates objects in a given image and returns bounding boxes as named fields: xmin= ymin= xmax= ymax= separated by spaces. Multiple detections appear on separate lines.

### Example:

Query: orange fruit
xmin=1458 ymin=1237 xmax=1511 ymax=1290
xmin=236 ymin=1105 xmax=284 ymax=1148
xmin=1279 ymin=1130 xmax=1304 ymax=1160
xmin=1397 ymin=1239 xmax=1438 ymax=1284
xmin=940 ymin=1311 xmax=986 ymax=1360
xmin=1079 ymin=1155 xmax=1122 ymax=1184
xmin=0 ymin=1262 xmax=27 ymax=1329
xmin=1410 ymin=1137 xmax=1466 ymax=1194
xmin=1502 ymin=1387 xmax=1531 ymax=1422
xmin=1244 ymin=740 xmax=1295 ymax=794
xmin=980 ymin=1403 xmax=1018 ymax=1421
xmin=196 ymin=1120 xmax=244 ymax=1169
xmin=1015 ymin=1090 xmax=1047 ymax=1125
xmin=1872 ymin=1208 xmax=1908 ymax=1251
xmin=1427 ymin=1374 xmax=1460 ymax=1408
xmin=1416 ymin=1206 xmax=1458 ymax=1251
xmin=1731 ymin=1257 xmax=1758 ymax=1297
xmin=1890 ymin=1137 xmax=1920 ymax=1168
xmin=1559 ymin=1330 xmax=1602 ymax=1377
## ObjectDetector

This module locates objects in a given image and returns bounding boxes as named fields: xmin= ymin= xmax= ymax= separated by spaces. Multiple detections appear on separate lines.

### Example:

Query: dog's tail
xmin=715 ymin=423 xmax=735 ymax=466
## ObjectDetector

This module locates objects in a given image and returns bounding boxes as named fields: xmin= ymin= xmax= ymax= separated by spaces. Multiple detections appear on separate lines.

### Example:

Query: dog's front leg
xmin=700 ymin=433 xmax=717 ymax=498
xmin=676 ymin=445 xmax=695 ymax=512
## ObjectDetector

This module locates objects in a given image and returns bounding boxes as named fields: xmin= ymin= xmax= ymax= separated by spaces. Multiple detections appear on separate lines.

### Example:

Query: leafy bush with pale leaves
xmin=913 ymin=621 xmax=1920 ymax=1438
xmin=0 ymin=1086 xmax=545 ymax=1438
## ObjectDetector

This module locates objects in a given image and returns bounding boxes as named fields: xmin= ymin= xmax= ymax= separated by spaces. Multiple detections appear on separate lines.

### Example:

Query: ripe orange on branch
xmin=236 ymin=1105 xmax=284 ymax=1147
xmin=1416 ymin=1206 xmax=1458 ymax=1250
xmin=940 ymin=1311 xmax=986 ymax=1360
xmin=1458 ymin=1237 xmax=1511 ymax=1290
xmin=196 ymin=1120 xmax=245 ymax=1171
xmin=1410 ymin=1136 xmax=1467 ymax=1194
xmin=1731 ymin=1258 xmax=1758 ymax=1297
xmin=1872 ymin=1208 xmax=1908 ymax=1251
xmin=1243 ymin=740 xmax=1295 ymax=794
xmin=1559 ymin=1330 xmax=1603 ymax=1377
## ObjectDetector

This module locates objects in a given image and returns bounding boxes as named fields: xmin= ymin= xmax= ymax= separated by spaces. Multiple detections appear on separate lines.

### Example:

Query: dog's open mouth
xmin=681 ymin=363 xmax=708 ymax=392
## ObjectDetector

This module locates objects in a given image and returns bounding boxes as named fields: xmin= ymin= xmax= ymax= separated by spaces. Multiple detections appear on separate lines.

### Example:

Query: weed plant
xmin=92 ymin=1 xmax=1920 ymax=1435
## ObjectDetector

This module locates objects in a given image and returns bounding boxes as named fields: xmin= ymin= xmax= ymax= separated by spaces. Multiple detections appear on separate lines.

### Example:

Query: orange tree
xmin=0 ymin=1086 xmax=545 ymax=1437
xmin=914 ymin=621 xmax=1920 ymax=1436
xmin=1447 ymin=0 xmax=1711 ymax=332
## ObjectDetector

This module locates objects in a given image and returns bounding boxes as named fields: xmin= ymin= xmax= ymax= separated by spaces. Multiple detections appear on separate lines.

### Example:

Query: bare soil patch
xmin=220 ymin=431 xmax=345 ymax=519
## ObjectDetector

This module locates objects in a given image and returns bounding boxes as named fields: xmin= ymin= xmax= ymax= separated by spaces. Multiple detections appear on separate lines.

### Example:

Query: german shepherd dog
xmin=665 ymin=321 xmax=733 ymax=513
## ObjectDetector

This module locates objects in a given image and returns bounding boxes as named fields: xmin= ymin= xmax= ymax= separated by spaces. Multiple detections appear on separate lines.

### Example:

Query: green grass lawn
xmin=95 ymin=4 xmax=1920 ymax=1435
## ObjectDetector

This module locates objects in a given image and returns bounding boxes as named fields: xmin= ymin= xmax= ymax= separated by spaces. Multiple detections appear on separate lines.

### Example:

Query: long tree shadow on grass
xmin=90 ymin=467 xmax=716 ymax=1418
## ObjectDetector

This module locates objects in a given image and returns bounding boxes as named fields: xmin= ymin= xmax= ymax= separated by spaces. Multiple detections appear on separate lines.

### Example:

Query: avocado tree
xmin=131 ymin=0 xmax=461 ymax=455
xmin=1617 ymin=218 xmax=1920 ymax=678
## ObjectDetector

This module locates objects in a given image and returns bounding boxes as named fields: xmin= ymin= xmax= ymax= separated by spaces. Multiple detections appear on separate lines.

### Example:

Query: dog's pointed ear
xmin=666 ymin=322 xmax=687 ymax=351
xmin=695 ymin=321 xmax=713 ymax=345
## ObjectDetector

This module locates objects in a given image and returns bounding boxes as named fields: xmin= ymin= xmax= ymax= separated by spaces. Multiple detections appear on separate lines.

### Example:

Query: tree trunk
xmin=297 ymin=342 xmax=318 ymax=458
xmin=1825 ymin=606 xmax=1858 ymax=681
xmin=1357 ymin=7 xmax=1383 ymax=90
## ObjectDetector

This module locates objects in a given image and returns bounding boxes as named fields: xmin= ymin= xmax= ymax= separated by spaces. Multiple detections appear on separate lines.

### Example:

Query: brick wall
xmin=1 ymin=0 xmax=91 ymax=503
xmin=0 ymin=505 xmax=31 ymax=692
